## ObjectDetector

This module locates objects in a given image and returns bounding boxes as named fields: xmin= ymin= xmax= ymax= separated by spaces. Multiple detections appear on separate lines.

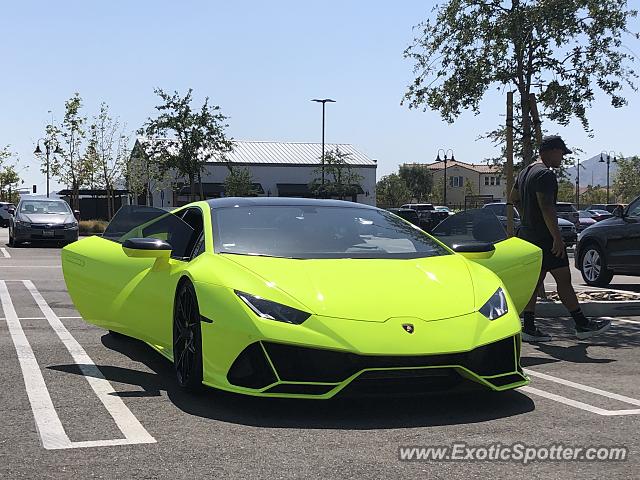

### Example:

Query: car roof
xmin=205 ymin=197 xmax=378 ymax=210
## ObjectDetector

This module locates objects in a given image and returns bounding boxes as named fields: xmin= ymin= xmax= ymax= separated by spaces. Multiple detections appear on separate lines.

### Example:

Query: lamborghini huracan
xmin=61 ymin=198 xmax=542 ymax=398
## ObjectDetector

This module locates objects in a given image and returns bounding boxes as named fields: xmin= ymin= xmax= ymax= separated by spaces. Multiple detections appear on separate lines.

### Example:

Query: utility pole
xmin=506 ymin=92 xmax=514 ymax=237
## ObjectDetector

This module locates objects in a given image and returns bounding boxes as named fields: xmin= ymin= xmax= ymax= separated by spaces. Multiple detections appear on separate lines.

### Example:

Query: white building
xmin=130 ymin=139 xmax=377 ymax=207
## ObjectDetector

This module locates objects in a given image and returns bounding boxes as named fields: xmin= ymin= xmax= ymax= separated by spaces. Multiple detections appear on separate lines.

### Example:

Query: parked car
xmin=556 ymin=202 xmax=579 ymax=225
xmin=434 ymin=205 xmax=455 ymax=216
xmin=576 ymin=195 xmax=640 ymax=286
xmin=8 ymin=198 xmax=79 ymax=247
xmin=386 ymin=208 xmax=424 ymax=229
xmin=577 ymin=210 xmax=597 ymax=232
xmin=0 ymin=202 xmax=16 ymax=227
xmin=587 ymin=209 xmax=613 ymax=222
xmin=482 ymin=202 xmax=576 ymax=246
xmin=586 ymin=203 xmax=627 ymax=214
xmin=400 ymin=203 xmax=449 ymax=231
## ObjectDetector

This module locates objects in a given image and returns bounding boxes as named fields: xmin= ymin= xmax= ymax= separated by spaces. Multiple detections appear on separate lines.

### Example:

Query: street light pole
xmin=34 ymin=137 xmax=63 ymax=198
xmin=575 ymin=158 xmax=586 ymax=209
xmin=311 ymin=99 xmax=336 ymax=189
xmin=436 ymin=148 xmax=455 ymax=207
xmin=599 ymin=151 xmax=618 ymax=204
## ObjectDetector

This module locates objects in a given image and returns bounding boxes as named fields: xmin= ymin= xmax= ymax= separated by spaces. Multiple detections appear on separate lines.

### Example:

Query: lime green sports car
xmin=61 ymin=198 xmax=541 ymax=398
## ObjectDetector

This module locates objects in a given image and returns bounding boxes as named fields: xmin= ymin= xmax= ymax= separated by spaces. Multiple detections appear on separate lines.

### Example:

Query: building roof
xmin=135 ymin=138 xmax=377 ymax=167
xmin=407 ymin=160 xmax=501 ymax=174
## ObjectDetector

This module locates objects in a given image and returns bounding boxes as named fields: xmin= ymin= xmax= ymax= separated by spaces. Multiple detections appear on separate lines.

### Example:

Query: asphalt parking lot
xmin=1 ymin=230 xmax=639 ymax=479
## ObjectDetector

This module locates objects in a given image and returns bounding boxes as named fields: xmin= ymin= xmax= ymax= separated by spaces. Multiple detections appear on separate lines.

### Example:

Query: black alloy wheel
xmin=173 ymin=280 xmax=203 ymax=391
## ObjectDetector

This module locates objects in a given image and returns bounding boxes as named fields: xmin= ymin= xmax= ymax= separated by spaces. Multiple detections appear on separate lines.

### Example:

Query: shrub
xmin=79 ymin=220 xmax=108 ymax=236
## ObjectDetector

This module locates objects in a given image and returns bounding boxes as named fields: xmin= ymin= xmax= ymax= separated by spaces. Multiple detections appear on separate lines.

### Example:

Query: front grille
xmin=260 ymin=335 xmax=519 ymax=384
xmin=264 ymin=383 xmax=336 ymax=395
xmin=227 ymin=342 xmax=277 ymax=389
xmin=340 ymin=368 xmax=464 ymax=396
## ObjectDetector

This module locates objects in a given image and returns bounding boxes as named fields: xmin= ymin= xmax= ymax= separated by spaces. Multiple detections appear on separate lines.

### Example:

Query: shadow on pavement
xmin=48 ymin=333 xmax=536 ymax=430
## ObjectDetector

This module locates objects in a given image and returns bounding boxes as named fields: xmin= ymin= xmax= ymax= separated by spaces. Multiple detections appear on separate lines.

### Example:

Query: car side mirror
xmin=7 ymin=208 xmax=15 ymax=215
xmin=452 ymin=242 xmax=496 ymax=253
xmin=122 ymin=237 xmax=172 ymax=258
xmin=73 ymin=209 xmax=81 ymax=220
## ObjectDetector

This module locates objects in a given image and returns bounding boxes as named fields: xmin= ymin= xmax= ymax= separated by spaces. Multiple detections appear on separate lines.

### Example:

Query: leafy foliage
xmin=404 ymin=1 xmax=638 ymax=164
xmin=224 ymin=167 xmax=259 ymax=197
xmin=613 ymin=156 xmax=640 ymax=202
xmin=308 ymin=147 xmax=364 ymax=199
xmin=375 ymin=173 xmax=411 ymax=208
xmin=399 ymin=164 xmax=433 ymax=202
xmin=557 ymin=178 xmax=576 ymax=202
xmin=141 ymin=88 xmax=233 ymax=201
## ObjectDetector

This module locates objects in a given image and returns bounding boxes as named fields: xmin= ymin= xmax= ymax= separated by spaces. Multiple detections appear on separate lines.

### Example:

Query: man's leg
xmin=548 ymin=266 xmax=612 ymax=340
xmin=521 ymin=271 xmax=551 ymax=342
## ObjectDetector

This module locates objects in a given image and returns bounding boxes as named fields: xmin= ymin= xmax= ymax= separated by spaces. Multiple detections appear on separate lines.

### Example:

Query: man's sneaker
xmin=575 ymin=318 xmax=612 ymax=340
xmin=521 ymin=327 xmax=552 ymax=342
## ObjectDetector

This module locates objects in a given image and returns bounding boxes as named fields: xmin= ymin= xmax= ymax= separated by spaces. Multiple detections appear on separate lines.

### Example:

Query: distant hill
xmin=562 ymin=154 xmax=628 ymax=187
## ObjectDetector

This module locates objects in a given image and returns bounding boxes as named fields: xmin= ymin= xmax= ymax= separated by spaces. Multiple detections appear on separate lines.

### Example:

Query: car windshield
xmin=578 ymin=211 xmax=593 ymax=218
xmin=19 ymin=200 xmax=71 ymax=214
xmin=211 ymin=205 xmax=450 ymax=259
xmin=483 ymin=203 xmax=520 ymax=218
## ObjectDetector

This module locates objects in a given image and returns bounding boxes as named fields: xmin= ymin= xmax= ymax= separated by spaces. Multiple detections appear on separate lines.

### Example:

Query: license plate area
xmin=42 ymin=230 xmax=54 ymax=237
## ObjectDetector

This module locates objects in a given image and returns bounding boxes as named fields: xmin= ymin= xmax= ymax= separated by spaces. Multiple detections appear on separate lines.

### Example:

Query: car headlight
xmin=479 ymin=287 xmax=508 ymax=320
xmin=63 ymin=222 xmax=78 ymax=229
xmin=15 ymin=220 xmax=31 ymax=227
xmin=235 ymin=290 xmax=311 ymax=324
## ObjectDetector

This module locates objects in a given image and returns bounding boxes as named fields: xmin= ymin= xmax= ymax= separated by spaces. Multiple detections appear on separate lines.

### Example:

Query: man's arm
xmin=509 ymin=185 xmax=521 ymax=210
xmin=536 ymin=190 xmax=565 ymax=258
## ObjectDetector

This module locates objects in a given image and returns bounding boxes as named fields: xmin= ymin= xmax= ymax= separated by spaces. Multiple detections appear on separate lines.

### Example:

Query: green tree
xmin=89 ymin=103 xmax=130 ymax=219
xmin=309 ymin=147 xmax=364 ymax=200
xmin=376 ymin=174 xmax=411 ymax=208
xmin=430 ymin=178 xmax=444 ymax=204
xmin=613 ymin=156 xmax=640 ymax=203
xmin=464 ymin=178 xmax=475 ymax=198
xmin=224 ymin=167 xmax=259 ymax=197
xmin=404 ymin=1 xmax=638 ymax=165
xmin=48 ymin=93 xmax=92 ymax=210
xmin=142 ymin=88 xmax=234 ymax=202
xmin=399 ymin=164 xmax=433 ymax=202
xmin=582 ymin=185 xmax=608 ymax=206
xmin=557 ymin=179 xmax=576 ymax=203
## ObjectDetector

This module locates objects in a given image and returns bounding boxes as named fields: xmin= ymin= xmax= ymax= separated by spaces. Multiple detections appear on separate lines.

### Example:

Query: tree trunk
xmin=519 ymin=90 xmax=534 ymax=165
xmin=198 ymin=170 xmax=204 ymax=200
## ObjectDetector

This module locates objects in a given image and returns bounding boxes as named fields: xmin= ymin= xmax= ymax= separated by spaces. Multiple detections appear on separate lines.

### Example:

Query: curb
xmin=536 ymin=288 xmax=640 ymax=318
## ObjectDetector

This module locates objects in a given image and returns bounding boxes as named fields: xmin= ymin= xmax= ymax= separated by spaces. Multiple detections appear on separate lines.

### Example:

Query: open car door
xmin=431 ymin=208 xmax=542 ymax=314
xmin=62 ymin=205 xmax=199 ymax=349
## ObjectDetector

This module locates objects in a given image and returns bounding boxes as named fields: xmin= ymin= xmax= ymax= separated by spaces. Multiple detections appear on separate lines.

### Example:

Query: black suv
xmin=576 ymin=195 xmax=640 ymax=286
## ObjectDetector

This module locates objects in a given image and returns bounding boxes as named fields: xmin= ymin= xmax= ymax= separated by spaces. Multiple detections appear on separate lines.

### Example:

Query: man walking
xmin=510 ymin=135 xmax=611 ymax=342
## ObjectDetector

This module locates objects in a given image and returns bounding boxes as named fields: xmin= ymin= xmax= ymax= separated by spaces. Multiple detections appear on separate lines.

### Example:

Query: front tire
xmin=173 ymin=280 xmax=203 ymax=391
xmin=580 ymin=243 xmax=614 ymax=286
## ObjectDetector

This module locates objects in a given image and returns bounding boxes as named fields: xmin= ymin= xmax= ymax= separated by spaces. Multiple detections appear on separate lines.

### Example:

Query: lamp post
xmin=311 ymin=98 xmax=336 ymax=188
xmin=599 ymin=151 xmax=618 ymax=204
xmin=436 ymin=149 xmax=455 ymax=206
xmin=575 ymin=158 xmax=586 ymax=209
xmin=34 ymin=138 xmax=64 ymax=198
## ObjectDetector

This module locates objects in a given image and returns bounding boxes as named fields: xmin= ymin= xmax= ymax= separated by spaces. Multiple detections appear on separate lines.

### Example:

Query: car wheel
xmin=173 ymin=280 xmax=203 ymax=391
xmin=9 ymin=234 xmax=20 ymax=247
xmin=580 ymin=243 xmax=614 ymax=287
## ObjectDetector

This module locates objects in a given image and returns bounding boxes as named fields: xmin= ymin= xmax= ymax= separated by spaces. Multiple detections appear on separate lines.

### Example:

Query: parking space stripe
xmin=524 ymin=369 xmax=640 ymax=406
xmin=521 ymin=386 xmax=640 ymax=416
xmin=0 ymin=280 xmax=72 ymax=449
xmin=1 ymin=248 xmax=10 ymax=258
xmin=22 ymin=280 xmax=156 ymax=448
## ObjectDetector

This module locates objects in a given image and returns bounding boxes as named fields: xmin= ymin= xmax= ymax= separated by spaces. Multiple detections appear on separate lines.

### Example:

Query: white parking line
xmin=522 ymin=369 xmax=640 ymax=416
xmin=0 ymin=280 xmax=156 ymax=449
xmin=1 ymin=248 xmax=10 ymax=258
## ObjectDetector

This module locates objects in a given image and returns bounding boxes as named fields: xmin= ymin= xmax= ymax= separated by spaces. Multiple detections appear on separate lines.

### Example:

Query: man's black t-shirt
xmin=514 ymin=162 xmax=558 ymax=241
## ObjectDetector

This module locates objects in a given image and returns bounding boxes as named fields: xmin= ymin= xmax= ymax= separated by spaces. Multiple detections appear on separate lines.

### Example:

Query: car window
xmin=103 ymin=205 xmax=195 ymax=259
xmin=556 ymin=204 xmax=576 ymax=212
xmin=431 ymin=208 xmax=507 ymax=246
xmin=627 ymin=199 xmax=640 ymax=218
xmin=19 ymin=200 xmax=71 ymax=214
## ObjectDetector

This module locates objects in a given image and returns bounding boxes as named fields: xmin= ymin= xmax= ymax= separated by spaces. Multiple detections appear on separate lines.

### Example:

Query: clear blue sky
xmin=1 ymin=1 xmax=639 ymax=193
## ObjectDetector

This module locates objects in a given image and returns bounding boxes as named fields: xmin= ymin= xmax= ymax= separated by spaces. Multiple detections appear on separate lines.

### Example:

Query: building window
xmin=485 ymin=177 xmax=489 ymax=186
xmin=496 ymin=176 xmax=501 ymax=186
xmin=490 ymin=177 xmax=495 ymax=186
xmin=449 ymin=176 xmax=464 ymax=188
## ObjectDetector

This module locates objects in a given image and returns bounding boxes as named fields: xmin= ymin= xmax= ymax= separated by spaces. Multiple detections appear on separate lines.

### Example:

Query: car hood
xmin=220 ymin=253 xmax=478 ymax=322
xmin=18 ymin=213 xmax=73 ymax=224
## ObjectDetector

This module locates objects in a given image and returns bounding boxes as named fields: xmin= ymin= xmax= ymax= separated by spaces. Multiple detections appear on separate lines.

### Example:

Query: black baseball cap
xmin=539 ymin=135 xmax=572 ymax=154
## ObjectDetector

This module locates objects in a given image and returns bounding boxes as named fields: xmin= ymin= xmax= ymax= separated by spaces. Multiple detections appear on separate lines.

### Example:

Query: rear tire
xmin=173 ymin=280 xmax=203 ymax=392
xmin=580 ymin=243 xmax=614 ymax=286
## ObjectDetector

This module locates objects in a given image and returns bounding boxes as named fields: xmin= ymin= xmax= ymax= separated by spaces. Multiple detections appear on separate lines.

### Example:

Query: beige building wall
xmin=431 ymin=164 xmax=481 ymax=207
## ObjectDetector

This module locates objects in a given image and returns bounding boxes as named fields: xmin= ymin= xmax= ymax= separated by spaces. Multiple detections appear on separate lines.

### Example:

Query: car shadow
xmin=48 ymin=333 xmax=536 ymax=429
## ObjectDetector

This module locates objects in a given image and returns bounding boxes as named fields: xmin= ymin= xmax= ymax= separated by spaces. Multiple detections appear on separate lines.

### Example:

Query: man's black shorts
xmin=516 ymin=228 xmax=569 ymax=272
